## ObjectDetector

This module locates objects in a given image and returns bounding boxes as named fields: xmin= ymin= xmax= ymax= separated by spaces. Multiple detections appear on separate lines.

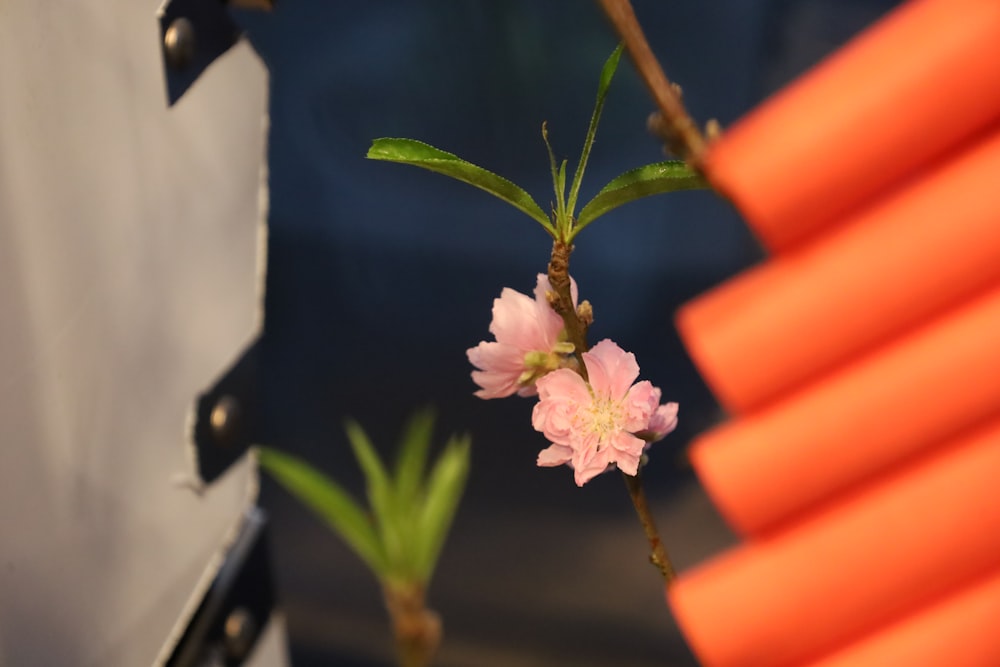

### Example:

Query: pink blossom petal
xmin=535 ymin=368 xmax=591 ymax=403
xmin=467 ymin=341 xmax=525 ymax=398
xmin=573 ymin=444 xmax=612 ymax=486
xmin=470 ymin=371 xmax=515 ymax=399
xmin=610 ymin=431 xmax=645 ymax=476
xmin=469 ymin=276 xmax=582 ymax=399
xmin=583 ymin=339 xmax=640 ymax=400
xmin=467 ymin=341 xmax=524 ymax=372
xmin=537 ymin=443 xmax=573 ymax=467
xmin=489 ymin=288 xmax=546 ymax=350
xmin=647 ymin=402 xmax=679 ymax=441
xmin=532 ymin=369 xmax=591 ymax=445
xmin=514 ymin=383 xmax=541 ymax=398
xmin=622 ymin=380 xmax=658 ymax=431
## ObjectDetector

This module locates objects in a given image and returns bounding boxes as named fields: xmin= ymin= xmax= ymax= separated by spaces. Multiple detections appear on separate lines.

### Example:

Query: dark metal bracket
xmin=165 ymin=507 xmax=277 ymax=667
xmin=158 ymin=0 xmax=244 ymax=105
xmin=191 ymin=337 xmax=263 ymax=485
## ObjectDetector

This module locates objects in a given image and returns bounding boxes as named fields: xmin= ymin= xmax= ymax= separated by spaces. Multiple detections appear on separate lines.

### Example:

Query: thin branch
xmin=547 ymin=241 xmax=590 ymax=376
xmin=597 ymin=0 xmax=707 ymax=168
xmin=623 ymin=469 xmax=676 ymax=584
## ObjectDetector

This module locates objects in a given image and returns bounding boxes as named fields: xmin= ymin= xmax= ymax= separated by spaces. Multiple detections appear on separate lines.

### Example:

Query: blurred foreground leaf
xmin=258 ymin=447 xmax=387 ymax=575
xmin=259 ymin=411 xmax=470 ymax=588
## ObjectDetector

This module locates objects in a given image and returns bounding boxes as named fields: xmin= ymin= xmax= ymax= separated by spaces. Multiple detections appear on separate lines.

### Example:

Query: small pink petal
xmin=574 ymin=457 xmax=612 ymax=486
xmin=622 ymin=380 xmax=658 ymax=431
xmin=514 ymin=383 xmax=541 ymax=398
xmin=468 ymin=370 xmax=519 ymax=397
xmin=467 ymin=341 xmax=526 ymax=399
xmin=647 ymin=402 xmax=679 ymax=441
xmin=532 ymin=369 xmax=590 ymax=445
xmin=489 ymin=288 xmax=545 ymax=350
xmin=615 ymin=452 xmax=641 ymax=477
xmin=583 ymin=339 xmax=640 ymax=400
xmin=467 ymin=341 xmax=524 ymax=372
xmin=572 ymin=443 xmax=612 ymax=486
xmin=535 ymin=367 xmax=591 ymax=403
xmin=537 ymin=443 xmax=573 ymax=467
xmin=609 ymin=431 xmax=645 ymax=476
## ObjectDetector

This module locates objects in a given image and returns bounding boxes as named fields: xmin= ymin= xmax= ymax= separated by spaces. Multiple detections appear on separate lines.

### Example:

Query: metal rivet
xmin=164 ymin=17 xmax=196 ymax=70
xmin=210 ymin=395 xmax=241 ymax=444
xmin=223 ymin=607 xmax=257 ymax=660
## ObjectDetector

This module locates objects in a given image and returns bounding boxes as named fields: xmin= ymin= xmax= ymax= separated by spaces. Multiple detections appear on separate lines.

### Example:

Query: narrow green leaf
xmin=367 ymin=138 xmax=555 ymax=235
xmin=542 ymin=122 xmax=564 ymax=226
xmin=257 ymin=447 xmax=387 ymax=575
xmin=344 ymin=420 xmax=404 ymax=572
xmin=394 ymin=409 xmax=435 ymax=509
xmin=573 ymin=161 xmax=709 ymax=235
xmin=567 ymin=44 xmax=623 ymax=218
xmin=391 ymin=411 xmax=436 ymax=578
xmin=413 ymin=435 xmax=471 ymax=582
xmin=556 ymin=159 xmax=569 ymax=234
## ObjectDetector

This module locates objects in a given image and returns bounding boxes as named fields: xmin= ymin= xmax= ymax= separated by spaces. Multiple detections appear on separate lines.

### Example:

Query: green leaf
xmin=567 ymin=44 xmax=623 ymax=219
xmin=391 ymin=410 xmax=436 ymax=578
xmin=367 ymin=138 xmax=555 ymax=236
xmin=394 ymin=409 xmax=435 ymax=509
xmin=344 ymin=420 xmax=404 ymax=572
xmin=542 ymin=122 xmax=564 ymax=225
xmin=257 ymin=446 xmax=387 ymax=575
xmin=573 ymin=161 xmax=709 ymax=235
xmin=413 ymin=435 xmax=471 ymax=582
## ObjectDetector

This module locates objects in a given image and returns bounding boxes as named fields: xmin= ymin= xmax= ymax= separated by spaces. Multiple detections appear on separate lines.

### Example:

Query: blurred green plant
xmin=258 ymin=410 xmax=470 ymax=667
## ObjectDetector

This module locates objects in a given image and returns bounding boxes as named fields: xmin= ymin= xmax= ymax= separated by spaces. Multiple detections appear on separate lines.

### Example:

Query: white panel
xmin=0 ymin=2 xmax=272 ymax=665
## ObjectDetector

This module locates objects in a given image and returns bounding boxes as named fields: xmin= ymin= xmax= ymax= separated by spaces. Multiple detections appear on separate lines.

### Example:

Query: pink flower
xmin=635 ymin=390 xmax=679 ymax=446
xmin=467 ymin=274 xmax=578 ymax=399
xmin=532 ymin=339 xmax=667 ymax=486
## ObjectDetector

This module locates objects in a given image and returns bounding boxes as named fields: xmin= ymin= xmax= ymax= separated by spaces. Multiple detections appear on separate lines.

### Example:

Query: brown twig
xmin=548 ymin=240 xmax=675 ymax=584
xmin=547 ymin=241 xmax=590 ymax=376
xmin=384 ymin=583 xmax=441 ymax=667
xmin=622 ymin=469 xmax=676 ymax=584
xmin=597 ymin=0 xmax=707 ymax=168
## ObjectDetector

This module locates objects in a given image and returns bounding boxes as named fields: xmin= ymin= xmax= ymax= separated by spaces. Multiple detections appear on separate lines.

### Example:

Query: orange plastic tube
xmin=689 ymin=283 xmax=1000 ymax=536
xmin=678 ymin=124 xmax=1000 ymax=415
xmin=704 ymin=0 xmax=1000 ymax=252
xmin=804 ymin=568 xmax=1000 ymax=667
xmin=669 ymin=417 xmax=1000 ymax=667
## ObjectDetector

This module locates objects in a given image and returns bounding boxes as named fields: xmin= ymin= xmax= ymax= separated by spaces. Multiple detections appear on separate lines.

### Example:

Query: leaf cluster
xmin=258 ymin=410 xmax=470 ymax=587
xmin=367 ymin=45 xmax=708 ymax=243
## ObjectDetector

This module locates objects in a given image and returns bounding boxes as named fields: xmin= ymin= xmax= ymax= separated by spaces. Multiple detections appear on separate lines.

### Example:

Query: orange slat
xmin=704 ymin=0 xmax=1000 ymax=252
xmin=803 ymin=568 xmax=1000 ymax=667
xmin=678 ymin=123 xmax=1000 ymax=415
xmin=689 ymin=283 xmax=1000 ymax=536
xmin=668 ymin=417 xmax=1000 ymax=667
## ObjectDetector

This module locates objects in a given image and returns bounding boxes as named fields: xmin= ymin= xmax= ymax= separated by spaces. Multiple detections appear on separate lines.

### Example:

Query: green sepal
xmin=574 ymin=161 xmax=709 ymax=234
xmin=367 ymin=138 xmax=554 ymax=235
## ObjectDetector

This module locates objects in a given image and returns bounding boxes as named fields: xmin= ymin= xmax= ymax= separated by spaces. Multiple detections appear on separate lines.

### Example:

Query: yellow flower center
xmin=585 ymin=396 xmax=621 ymax=448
